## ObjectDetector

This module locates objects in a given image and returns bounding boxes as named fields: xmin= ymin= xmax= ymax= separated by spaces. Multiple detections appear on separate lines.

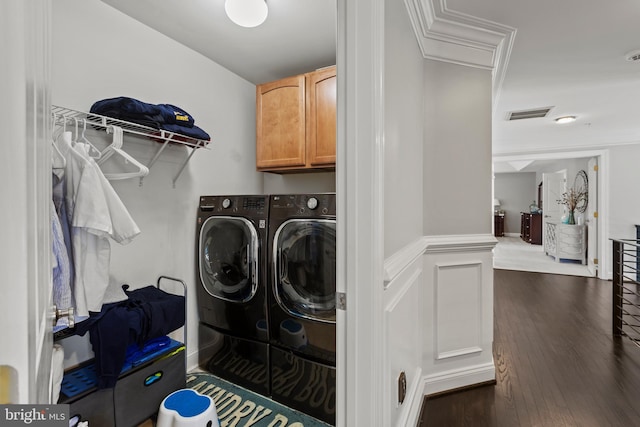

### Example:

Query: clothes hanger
xmin=79 ymin=119 xmax=102 ymax=159
xmin=52 ymin=114 xmax=70 ymax=142
xmin=51 ymin=140 xmax=66 ymax=169
xmin=97 ymin=125 xmax=149 ymax=180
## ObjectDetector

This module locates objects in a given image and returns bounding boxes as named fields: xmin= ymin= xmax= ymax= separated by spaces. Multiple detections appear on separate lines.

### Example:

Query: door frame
xmin=0 ymin=0 xmax=53 ymax=403
xmin=336 ymin=0 xmax=386 ymax=425
xmin=493 ymin=149 xmax=610 ymax=279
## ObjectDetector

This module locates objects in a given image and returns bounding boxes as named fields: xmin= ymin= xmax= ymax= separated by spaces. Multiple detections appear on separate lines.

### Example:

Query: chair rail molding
xmin=424 ymin=234 xmax=498 ymax=253
xmin=384 ymin=237 xmax=429 ymax=284
xmin=404 ymin=0 xmax=516 ymax=103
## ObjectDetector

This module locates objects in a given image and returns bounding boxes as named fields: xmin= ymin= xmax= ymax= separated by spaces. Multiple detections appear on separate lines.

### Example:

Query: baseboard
xmin=504 ymin=232 xmax=520 ymax=237
xmin=422 ymin=360 xmax=496 ymax=396
xmin=187 ymin=350 xmax=199 ymax=373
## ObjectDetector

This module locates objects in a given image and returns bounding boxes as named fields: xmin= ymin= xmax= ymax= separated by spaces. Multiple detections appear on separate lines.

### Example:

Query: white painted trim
xmin=403 ymin=0 xmax=516 ymax=104
xmin=424 ymin=234 xmax=498 ymax=253
xmin=383 ymin=265 xmax=422 ymax=426
xmin=422 ymin=360 xmax=496 ymax=396
xmin=384 ymin=235 xmax=497 ymax=283
xmin=385 ymin=266 xmax=423 ymax=312
xmin=493 ymin=139 xmax=640 ymax=158
xmin=384 ymin=237 xmax=429 ymax=284
xmin=335 ymin=0 xmax=347 ymax=425
xmin=337 ymin=0 xmax=386 ymax=424
xmin=504 ymin=232 xmax=520 ymax=238
xmin=436 ymin=347 xmax=483 ymax=360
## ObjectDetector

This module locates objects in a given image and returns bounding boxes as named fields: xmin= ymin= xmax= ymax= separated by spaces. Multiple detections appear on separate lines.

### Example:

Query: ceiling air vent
xmin=507 ymin=107 xmax=552 ymax=121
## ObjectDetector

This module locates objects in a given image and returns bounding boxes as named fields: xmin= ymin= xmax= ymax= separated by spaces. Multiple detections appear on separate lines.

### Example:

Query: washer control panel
xmin=199 ymin=195 xmax=267 ymax=215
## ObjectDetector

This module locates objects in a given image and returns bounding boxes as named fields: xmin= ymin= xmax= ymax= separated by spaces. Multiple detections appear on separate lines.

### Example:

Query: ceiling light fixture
xmin=625 ymin=49 xmax=640 ymax=62
xmin=225 ymin=0 xmax=268 ymax=28
xmin=555 ymin=116 xmax=576 ymax=124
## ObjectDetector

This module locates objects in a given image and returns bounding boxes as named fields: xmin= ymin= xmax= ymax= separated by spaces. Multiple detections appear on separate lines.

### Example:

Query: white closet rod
xmin=52 ymin=105 xmax=210 ymax=187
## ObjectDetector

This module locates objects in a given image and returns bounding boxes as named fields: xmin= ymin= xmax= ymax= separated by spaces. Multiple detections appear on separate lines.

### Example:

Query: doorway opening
xmin=493 ymin=149 xmax=609 ymax=279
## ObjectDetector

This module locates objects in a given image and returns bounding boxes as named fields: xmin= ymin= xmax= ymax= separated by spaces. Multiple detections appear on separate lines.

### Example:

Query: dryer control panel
xmin=270 ymin=194 xmax=336 ymax=218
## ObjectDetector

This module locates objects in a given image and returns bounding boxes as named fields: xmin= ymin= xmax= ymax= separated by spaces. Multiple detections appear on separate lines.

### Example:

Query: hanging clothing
xmin=53 ymin=169 xmax=75 ymax=293
xmin=54 ymin=131 xmax=140 ymax=318
xmin=51 ymin=198 xmax=72 ymax=316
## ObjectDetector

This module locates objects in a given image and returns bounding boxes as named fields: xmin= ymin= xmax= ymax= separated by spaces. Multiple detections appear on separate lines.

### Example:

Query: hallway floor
xmin=419 ymin=269 xmax=640 ymax=426
xmin=494 ymin=236 xmax=591 ymax=277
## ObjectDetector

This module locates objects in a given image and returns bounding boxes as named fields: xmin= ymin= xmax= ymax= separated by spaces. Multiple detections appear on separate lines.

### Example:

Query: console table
xmin=544 ymin=222 xmax=586 ymax=264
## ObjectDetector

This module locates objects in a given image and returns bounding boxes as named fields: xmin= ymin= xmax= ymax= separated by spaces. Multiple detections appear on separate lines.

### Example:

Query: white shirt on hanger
xmin=55 ymin=133 xmax=140 ymax=316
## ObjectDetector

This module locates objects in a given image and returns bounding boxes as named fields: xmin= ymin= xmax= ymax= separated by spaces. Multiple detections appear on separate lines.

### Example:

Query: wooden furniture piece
xmin=256 ymin=66 xmax=336 ymax=172
xmin=520 ymin=212 xmax=542 ymax=245
xmin=544 ymin=222 xmax=587 ymax=264
xmin=494 ymin=213 xmax=505 ymax=237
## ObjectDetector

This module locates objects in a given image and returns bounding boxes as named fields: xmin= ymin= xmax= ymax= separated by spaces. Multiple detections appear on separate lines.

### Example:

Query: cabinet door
xmin=256 ymin=75 xmax=306 ymax=169
xmin=306 ymin=66 xmax=336 ymax=166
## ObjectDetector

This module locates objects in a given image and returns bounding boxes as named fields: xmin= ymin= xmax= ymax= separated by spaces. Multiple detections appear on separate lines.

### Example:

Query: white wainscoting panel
xmin=422 ymin=234 xmax=497 ymax=397
xmin=435 ymin=261 xmax=483 ymax=359
xmin=383 ymin=249 xmax=424 ymax=427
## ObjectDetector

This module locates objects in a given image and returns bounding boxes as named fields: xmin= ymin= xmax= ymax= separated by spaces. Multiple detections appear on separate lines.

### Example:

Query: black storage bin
xmin=114 ymin=349 xmax=186 ymax=427
xmin=60 ymin=344 xmax=185 ymax=427
xmin=67 ymin=388 xmax=115 ymax=426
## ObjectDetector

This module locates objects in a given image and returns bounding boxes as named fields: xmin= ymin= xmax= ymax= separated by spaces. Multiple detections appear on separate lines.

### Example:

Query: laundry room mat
xmin=186 ymin=373 xmax=332 ymax=427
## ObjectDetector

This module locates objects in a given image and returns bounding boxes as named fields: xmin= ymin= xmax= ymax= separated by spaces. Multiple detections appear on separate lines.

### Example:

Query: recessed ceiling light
xmin=555 ymin=116 xmax=576 ymax=124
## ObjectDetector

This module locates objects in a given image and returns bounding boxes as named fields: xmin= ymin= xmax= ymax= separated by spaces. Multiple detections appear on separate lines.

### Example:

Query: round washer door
xmin=273 ymin=219 xmax=336 ymax=322
xmin=199 ymin=216 xmax=258 ymax=302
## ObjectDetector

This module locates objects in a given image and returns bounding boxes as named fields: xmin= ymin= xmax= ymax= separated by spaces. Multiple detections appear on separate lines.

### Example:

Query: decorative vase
xmin=568 ymin=210 xmax=575 ymax=225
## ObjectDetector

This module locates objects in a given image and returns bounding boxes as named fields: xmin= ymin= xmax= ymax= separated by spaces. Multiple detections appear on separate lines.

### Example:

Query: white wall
xmin=494 ymin=172 xmax=536 ymax=234
xmin=52 ymin=0 xmax=262 ymax=370
xmin=381 ymin=0 xmax=425 ymax=425
xmin=423 ymin=60 xmax=493 ymax=236
xmin=608 ymin=144 xmax=640 ymax=245
xmin=263 ymin=171 xmax=335 ymax=194
xmin=383 ymin=3 xmax=424 ymax=258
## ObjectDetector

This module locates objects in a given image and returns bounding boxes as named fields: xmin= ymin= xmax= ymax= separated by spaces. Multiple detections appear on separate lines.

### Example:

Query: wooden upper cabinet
xmin=256 ymin=66 xmax=336 ymax=172
xmin=307 ymin=66 xmax=337 ymax=167
xmin=256 ymin=74 xmax=306 ymax=169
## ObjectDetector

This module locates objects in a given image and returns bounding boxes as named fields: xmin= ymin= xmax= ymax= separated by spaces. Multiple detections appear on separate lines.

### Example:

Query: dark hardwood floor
xmin=419 ymin=269 xmax=640 ymax=427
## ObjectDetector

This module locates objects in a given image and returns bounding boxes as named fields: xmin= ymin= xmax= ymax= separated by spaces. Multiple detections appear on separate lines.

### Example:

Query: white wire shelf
xmin=52 ymin=105 xmax=211 ymax=186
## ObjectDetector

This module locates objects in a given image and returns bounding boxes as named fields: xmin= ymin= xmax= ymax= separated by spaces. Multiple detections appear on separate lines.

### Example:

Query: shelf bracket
xmin=172 ymin=140 xmax=204 ymax=188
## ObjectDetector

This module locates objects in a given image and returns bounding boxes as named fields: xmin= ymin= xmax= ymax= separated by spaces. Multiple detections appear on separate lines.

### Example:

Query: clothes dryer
xmin=196 ymin=195 xmax=269 ymax=396
xmin=268 ymin=193 xmax=336 ymax=425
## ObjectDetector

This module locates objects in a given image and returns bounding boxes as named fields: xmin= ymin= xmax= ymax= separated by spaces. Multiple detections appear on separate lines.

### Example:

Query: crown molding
xmin=404 ymin=0 xmax=516 ymax=101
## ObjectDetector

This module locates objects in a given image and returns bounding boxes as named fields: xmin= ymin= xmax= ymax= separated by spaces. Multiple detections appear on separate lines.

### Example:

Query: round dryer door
xmin=273 ymin=219 xmax=336 ymax=322
xmin=199 ymin=216 xmax=258 ymax=302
